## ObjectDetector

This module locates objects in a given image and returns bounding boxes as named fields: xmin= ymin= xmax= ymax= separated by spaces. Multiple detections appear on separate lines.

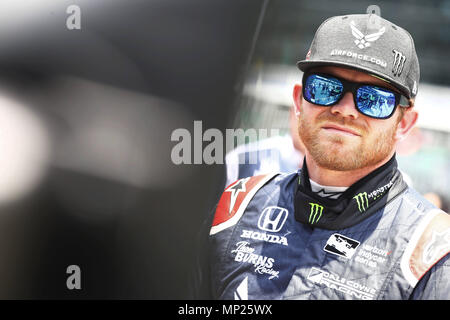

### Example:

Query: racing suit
xmin=193 ymin=156 xmax=450 ymax=299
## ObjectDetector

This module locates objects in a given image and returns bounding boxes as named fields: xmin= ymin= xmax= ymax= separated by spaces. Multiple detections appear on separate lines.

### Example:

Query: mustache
xmin=316 ymin=113 xmax=367 ymax=134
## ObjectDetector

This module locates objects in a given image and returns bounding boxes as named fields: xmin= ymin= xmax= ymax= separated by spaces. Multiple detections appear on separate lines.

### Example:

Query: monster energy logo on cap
xmin=309 ymin=203 xmax=324 ymax=224
xmin=353 ymin=192 xmax=369 ymax=212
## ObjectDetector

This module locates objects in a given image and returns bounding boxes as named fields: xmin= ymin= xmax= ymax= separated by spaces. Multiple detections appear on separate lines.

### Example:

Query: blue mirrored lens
xmin=305 ymin=74 xmax=343 ymax=106
xmin=356 ymin=86 xmax=396 ymax=118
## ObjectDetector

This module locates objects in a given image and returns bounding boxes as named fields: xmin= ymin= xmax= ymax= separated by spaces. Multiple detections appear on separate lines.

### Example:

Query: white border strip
xmin=209 ymin=172 xmax=278 ymax=235
xmin=400 ymin=209 xmax=440 ymax=287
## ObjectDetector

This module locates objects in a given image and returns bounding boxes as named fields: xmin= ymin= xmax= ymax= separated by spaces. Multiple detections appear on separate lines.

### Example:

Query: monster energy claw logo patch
xmin=309 ymin=203 xmax=324 ymax=224
xmin=392 ymin=50 xmax=406 ymax=77
xmin=353 ymin=180 xmax=394 ymax=213
xmin=353 ymin=192 xmax=369 ymax=213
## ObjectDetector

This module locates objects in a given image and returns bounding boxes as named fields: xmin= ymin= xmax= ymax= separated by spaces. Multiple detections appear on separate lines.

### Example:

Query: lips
xmin=321 ymin=123 xmax=361 ymax=136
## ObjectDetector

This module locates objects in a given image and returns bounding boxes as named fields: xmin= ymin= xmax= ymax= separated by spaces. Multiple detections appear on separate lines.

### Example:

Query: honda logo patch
xmin=257 ymin=206 xmax=288 ymax=232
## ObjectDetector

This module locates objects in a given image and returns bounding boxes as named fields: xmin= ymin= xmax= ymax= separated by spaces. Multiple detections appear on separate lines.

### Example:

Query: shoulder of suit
xmin=209 ymin=173 xmax=279 ymax=235
xmin=400 ymin=208 xmax=450 ymax=287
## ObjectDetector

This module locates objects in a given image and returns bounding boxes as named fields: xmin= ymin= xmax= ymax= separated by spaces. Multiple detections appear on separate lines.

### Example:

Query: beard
xmin=298 ymin=112 xmax=398 ymax=171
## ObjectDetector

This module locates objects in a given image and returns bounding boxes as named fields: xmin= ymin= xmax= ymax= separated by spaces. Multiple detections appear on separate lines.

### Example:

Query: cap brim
xmin=297 ymin=59 xmax=411 ymax=99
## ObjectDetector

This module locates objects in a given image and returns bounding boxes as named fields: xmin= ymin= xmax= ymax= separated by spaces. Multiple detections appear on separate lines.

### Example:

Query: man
xmin=193 ymin=13 xmax=449 ymax=300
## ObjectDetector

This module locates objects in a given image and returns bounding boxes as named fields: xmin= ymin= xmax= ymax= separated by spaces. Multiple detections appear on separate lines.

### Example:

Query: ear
xmin=293 ymin=83 xmax=303 ymax=118
xmin=395 ymin=108 xmax=418 ymax=141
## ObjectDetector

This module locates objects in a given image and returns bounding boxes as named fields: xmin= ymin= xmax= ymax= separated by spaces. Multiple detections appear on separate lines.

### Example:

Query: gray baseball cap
xmin=297 ymin=14 xmax=420 ymax=99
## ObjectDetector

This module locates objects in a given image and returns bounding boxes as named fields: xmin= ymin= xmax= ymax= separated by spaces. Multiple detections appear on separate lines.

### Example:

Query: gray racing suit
xmin=193 ymin=157 xmax=450 ymax=300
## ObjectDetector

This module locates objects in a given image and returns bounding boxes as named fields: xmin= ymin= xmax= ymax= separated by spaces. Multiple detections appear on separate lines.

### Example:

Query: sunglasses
xmin=302 ymin=73 xmax=410 ymax=119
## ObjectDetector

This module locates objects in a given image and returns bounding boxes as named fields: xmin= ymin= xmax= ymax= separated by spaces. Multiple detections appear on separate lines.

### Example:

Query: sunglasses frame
xmin=302 ymin=72 xmax=410 ymax=119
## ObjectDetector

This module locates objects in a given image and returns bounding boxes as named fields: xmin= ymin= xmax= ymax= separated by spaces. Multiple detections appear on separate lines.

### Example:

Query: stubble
xmin=298 ymin=113 xmax=397 ymax=171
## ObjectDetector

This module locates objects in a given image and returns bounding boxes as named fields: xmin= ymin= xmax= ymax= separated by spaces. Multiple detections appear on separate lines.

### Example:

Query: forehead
xmin=308 ymin=66 xmax=398 ymax=91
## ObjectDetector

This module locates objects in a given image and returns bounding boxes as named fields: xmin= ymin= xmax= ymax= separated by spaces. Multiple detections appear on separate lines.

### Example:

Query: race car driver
xmin=192 ymin=13 xmax=450 ymax=300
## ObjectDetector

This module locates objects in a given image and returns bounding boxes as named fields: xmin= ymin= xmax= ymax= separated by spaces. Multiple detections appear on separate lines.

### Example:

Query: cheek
xmin=299 ymin=100 xmax=326 ymax=120
xmin=365 ymin=119 xmax=397 ymax=138
xmin=362 ymin=122 xmax=398 ymax=154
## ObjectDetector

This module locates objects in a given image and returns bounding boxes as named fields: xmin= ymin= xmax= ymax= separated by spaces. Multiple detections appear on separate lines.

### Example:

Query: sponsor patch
xmin=308 ymin=202 xmax=324 ymax=224
xmin=241 ymin=229 xmax=288 ymax=246
xmin=350 ymin=20 xmax=385 ymax=49
xmin=392 ymin=49 xmax=406 ymax=76
xmin=353 ymin=179 xmax=394 ymax=213
xmin=210 ymin=173 xmax=277 ymax=235
xmin=354 ymin=244 xmax=391 ymax=268
xmin=324 ymin=234 xmax=360 ymax=259
xmin=307 ymin=267 xmax=376 ymax=300
xmin=257 ymin=206 xmax=288 ymax=232
xmin=231 ymin=241 xmax=280 ymax=280
xmin=330 ymin=49 xmax=387 ymax=68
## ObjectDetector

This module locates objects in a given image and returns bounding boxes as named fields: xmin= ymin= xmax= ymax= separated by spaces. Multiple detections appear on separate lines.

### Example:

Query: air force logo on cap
xmin=350 ymin=20 xmax=386 ymax=49
xmin=258 ymin=206 xmax=288 ymax=232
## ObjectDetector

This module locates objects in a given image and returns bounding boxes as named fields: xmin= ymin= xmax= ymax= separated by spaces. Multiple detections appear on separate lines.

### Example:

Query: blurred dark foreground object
xmin=0 ymin=0 xmax=262 ymax=298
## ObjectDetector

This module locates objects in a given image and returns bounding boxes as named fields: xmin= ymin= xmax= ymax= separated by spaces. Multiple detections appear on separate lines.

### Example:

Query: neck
xmin=305 ymin=151 xmax=395 ymax=187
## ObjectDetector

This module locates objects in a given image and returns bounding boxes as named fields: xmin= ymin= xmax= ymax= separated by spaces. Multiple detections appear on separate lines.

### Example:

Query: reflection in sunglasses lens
xmin=357 ymin=86 xmax=396 ymax=118
xmin=306 ymin=75 xmax=343 ymax=106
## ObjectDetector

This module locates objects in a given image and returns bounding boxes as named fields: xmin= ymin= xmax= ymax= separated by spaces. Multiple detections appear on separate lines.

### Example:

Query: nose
xmin=329 ymin=92 xmax=359 ymax=119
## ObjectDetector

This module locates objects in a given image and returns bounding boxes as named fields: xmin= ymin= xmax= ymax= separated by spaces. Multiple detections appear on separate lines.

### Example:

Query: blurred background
xmin=0 ymin=0 xmax=447 ymax=299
